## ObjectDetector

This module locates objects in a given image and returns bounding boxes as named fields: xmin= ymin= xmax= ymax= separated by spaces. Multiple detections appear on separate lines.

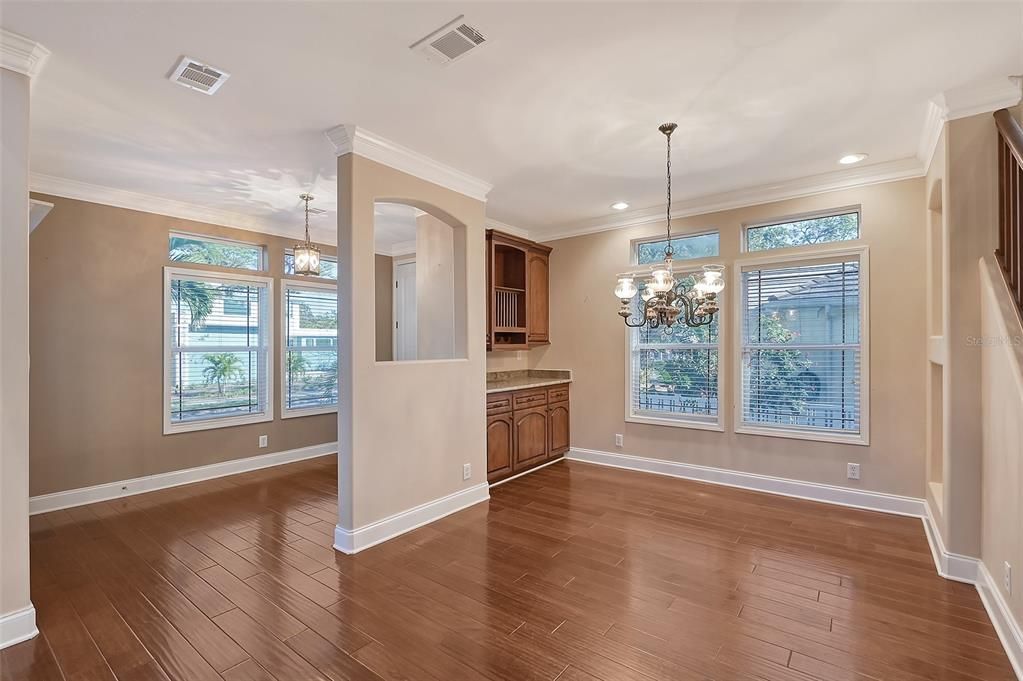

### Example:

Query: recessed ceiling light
xmin=610 ymin=201 xmax=629 ymax=211
xmin=838 ymin=153 xmax=868 ymax=165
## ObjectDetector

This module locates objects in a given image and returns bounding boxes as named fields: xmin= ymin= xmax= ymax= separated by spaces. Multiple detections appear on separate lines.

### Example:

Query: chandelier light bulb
xmin=641 ymin=286 xmax=656 ymax=302
xmin=649 ymin=268 xmax=674 ymax=293
xmin=700 ymin=264 xmax=725 ymax=294
xmin=614 ymin=276 xmax=638 ymax=300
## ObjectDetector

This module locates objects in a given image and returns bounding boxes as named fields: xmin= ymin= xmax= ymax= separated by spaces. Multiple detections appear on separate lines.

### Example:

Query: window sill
xmin=281 ymin=406 xmax=338 ymax=419
xmin=164 ymin=412 xmax=272 ymax=435
xmin=735 ymin=424 xmax=868 ymax=446
xmin=626 ymin=415 xmax=724 ymax=432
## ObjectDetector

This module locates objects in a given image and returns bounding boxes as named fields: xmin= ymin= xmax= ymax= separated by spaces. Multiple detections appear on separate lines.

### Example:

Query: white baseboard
xmin=488 ymin=456 xmax=564 ymax=488
xmin=0 ymin=605 xmax=38 ymax=650
xmin=567 ymin=447 xmax=926 ymax=517
xmin=922 ymin=501 xmax=980 ymax=584
xmin=334 ymin=482 xmax=490 ymax=554
xmin=977 ymin=561 xmax=1023 ymax=680
xmin=29 ymin=442 xmax=338 ymax=515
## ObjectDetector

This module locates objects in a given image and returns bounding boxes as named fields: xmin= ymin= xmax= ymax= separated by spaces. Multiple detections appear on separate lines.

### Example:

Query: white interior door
xmin=393 ymin=261 xmax=417 ymax=361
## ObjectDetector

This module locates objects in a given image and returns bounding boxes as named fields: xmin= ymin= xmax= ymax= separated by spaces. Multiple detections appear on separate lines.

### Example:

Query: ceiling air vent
xmin=168 ymin=56 xmax=230 ymax=95
xmin=410 ymin=15 xmax=487 ymax=66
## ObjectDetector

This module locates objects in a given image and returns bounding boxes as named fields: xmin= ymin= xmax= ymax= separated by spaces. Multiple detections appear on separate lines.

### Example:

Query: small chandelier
xmin=614 ymin=123 xmax=724 ymax=329
xmin=293 ymin=192 xmax=321 ymax=276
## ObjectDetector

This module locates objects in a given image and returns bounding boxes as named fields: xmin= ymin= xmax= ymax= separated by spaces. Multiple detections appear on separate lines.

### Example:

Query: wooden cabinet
xmin=487 ymin=382 xmax=569 ymax=484
xmin=526 ymin=249 xmax=550 ymax=344
xmin=486 ymin=414 xmax=513 ymax=479
xmin=548 ymin=400 xmax=570 ymax=456
xmin=486 ymin=230 xmax=552 ymax=351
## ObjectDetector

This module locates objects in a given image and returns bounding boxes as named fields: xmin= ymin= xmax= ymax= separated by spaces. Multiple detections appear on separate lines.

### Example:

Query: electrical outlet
xmin=615 ymin=434 xmax=624 ymax=448
xmin=1005 ymin=562 xmax=1012 ymax=595
xmin=463 ymin=463 xmax=472 ymax=480
xmin=258 ymin=435 xmax=268 ymax=448
xmin=846 ymin=463 xmax=861 ymax=480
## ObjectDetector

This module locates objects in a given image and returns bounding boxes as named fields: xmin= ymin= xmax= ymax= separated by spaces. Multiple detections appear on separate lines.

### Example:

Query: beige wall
xmin=1 ymin=66 xmax=33 ymax=630
xmin=28 ymin=194 xmax=337 ymax=496
xmin=337 ymin=154 xmax=486 ymax=530
xmin=374 ymin=254 xmax=393 ymax=362
xmin=521 ymin=179 xmax=928 ymax=497
xmin=924 ymin=127 xmax=948 ymax=539
xmin=415 ymin=213 xmax=459 ymax=360
xmin=979 ymin=257 xmax=1023 ymax=634
xmin=942 ymin=112 xmax=1001 ymax=556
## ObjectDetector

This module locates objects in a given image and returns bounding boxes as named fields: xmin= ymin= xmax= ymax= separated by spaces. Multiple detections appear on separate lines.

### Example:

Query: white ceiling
xmin=374 ymin=202 xmax=418 ymax=256
xmin=5 ymin=2 xmax=1022 ymax=243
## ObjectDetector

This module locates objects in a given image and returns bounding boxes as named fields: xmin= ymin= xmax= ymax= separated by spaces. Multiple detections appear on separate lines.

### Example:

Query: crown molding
xmin=375 ymin=239 xmax=417 ymax=258
xmin=484 ymin=218 xmax=531 ymax=240
xmin=0 ymin=29 xmax=50 ymax=79
xmin=917 ymin=99 xmax=946 ymax=173
xmin=537 ymin=157 xmax=924 ymax=242
xmin=29 ymin=173 xmax=337 ymax=245
xmin=917 ymin=76 xmax=1023 ymax=171
xmin=325 ymin=124 xmax=492 ymax=202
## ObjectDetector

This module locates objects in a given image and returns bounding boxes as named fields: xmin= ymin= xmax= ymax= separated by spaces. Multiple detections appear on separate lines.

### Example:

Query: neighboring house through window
xmin=164 ymin=268 xmax=274 ymax=434
xmin=282 ymin=280 xmax=339 ymax=417
xmin=737 ymin=247 xmax=868 ymax=444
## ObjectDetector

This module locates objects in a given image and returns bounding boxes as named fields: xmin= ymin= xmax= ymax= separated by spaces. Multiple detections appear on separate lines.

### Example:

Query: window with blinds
xmin=739 ymin=251 xmax=866 ymax=440
xmin=164 ymin=269 xmax=273 ymax=433
xmin=628 ymin=234 xmax=722 ymax=427
xmin=284 ymin=251 xmax=338 ymax=280
xmin=282 ymin=281 xmax=338 ymax=416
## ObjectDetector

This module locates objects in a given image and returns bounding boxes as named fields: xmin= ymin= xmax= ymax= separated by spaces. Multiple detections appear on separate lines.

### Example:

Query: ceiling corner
xmin=0 ymin=28 xmax=50 ymax=79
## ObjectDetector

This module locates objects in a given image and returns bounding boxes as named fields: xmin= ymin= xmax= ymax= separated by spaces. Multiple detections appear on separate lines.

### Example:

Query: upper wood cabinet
xmin=526 ymin=250 xmax=550 ymax=344
xmin=486 ymin=230 xmax=552 ymax=351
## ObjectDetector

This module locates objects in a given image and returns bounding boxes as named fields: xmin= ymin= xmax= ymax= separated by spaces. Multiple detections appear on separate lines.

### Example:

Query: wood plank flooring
xmin=3 ymin=456 xmax=1014 ymax=681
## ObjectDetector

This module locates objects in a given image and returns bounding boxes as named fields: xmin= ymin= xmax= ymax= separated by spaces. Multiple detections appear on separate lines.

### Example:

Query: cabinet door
xmin=548 ymin=402 xmax=570 ymax=456
xmin=487 ymin=413 xmax=514 ymax=480
xmin=526 ymin=250 xmax=550 ymax=344
xmin=513 ymin=406 xmax=548 ymax=470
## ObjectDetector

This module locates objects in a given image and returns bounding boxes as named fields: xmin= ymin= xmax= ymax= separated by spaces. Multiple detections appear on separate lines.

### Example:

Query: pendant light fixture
xmin=293 ymin=192 xmax=321 ymax=277
xmin=613 ymin=123 xmax=725 ymax=329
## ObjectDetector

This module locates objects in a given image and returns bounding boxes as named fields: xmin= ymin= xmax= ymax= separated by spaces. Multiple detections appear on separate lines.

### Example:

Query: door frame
xmin=392 ymin=255 xmax=417 ymax=361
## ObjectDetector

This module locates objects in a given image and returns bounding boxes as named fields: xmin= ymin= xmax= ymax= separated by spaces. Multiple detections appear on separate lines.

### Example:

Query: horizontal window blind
xmin=741 ymin=256 xmax=862 ymax=434
xmin=283 ymin=284 xmax=338 ymax=413
xmin=168 ymin=273 xmax=270 ymax=426
xmin=629 ymin=273 xmax=720 ymax=423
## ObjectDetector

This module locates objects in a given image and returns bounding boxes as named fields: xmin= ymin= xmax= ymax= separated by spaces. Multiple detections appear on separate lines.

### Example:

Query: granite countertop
xmin=486 ymin=369 xmax=572 ymax=394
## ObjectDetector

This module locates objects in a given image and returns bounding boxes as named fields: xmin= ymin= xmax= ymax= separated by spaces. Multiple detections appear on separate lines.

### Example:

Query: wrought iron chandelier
xmin=293 ymin=192 xmax=321 ymax=276
xmin=614 ymin=123 xmax=724 ymax=329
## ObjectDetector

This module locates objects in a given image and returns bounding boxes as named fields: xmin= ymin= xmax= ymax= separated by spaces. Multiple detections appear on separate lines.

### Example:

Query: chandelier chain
xmin=665 ymin=127 xmax=672 ymax=258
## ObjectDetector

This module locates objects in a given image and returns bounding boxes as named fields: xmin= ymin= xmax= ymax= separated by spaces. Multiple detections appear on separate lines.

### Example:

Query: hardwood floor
xmin=3 ymin=456 xmax=1014 ymax=681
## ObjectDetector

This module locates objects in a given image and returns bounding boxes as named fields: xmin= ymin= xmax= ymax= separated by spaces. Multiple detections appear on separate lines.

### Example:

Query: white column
xmin=0 ymin=28 xmax=48 ymax=649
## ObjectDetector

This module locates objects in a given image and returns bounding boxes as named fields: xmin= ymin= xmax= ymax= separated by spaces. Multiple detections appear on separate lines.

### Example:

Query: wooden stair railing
xmin=995 ymin=108 xmax=1023 ymax=315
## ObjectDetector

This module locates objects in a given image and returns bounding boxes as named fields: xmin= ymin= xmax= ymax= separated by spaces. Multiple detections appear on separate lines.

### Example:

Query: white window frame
xmin=169 ymin=231 xmax=266 ymax=271
xmin=283 ymin=249 xmax=338 ymax=281
xmin=625 ymin=232 xmax=725 ymax=431
xmin=733 ymin=244 xmax=870 ymax=446
xmin=163 ymin=267 xmax=275 ymax=434
xmin=281 ymin=278 xmax=339 ymax=419
xmin=631 ymin=229 xmax=722 ymax=265
xmin=741 ymin=206 xmax=861 ymax=254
